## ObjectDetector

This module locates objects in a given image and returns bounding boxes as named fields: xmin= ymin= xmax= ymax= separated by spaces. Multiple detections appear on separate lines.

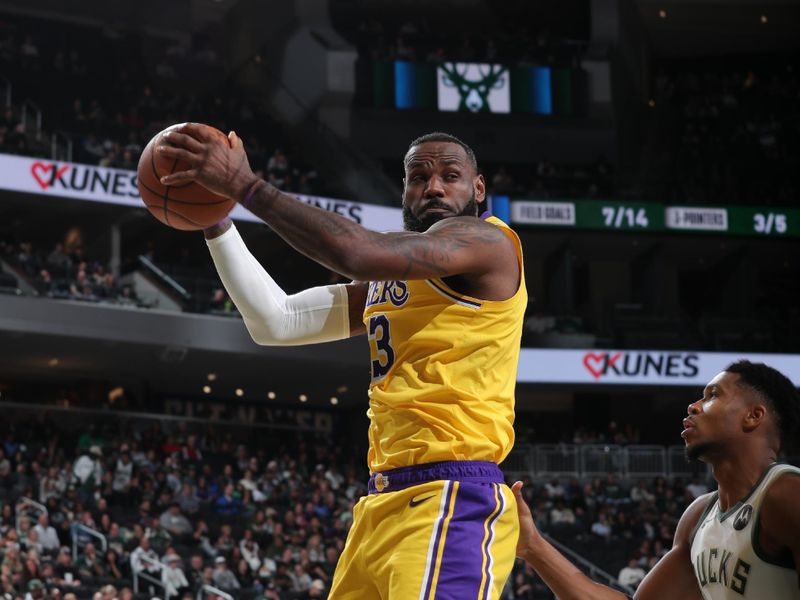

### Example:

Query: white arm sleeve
xmin=205 ymin=224 xmax=350 ymax=346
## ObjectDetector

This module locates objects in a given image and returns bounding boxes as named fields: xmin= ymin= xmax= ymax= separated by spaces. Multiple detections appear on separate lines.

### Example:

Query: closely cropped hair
xmin=405 ymin=132 xmax=478 ymax=172
xmin=726 ymin=360 xmax=800 ymax=453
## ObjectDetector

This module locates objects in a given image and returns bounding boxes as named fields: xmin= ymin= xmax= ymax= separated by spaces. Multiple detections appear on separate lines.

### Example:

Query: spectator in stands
xmin=213 ymin=524 xmax=235 ymax=557
xmin=590 ymin=512 xmax=612 ymax=541
xmin=103 ymin=549 xmax=123 ymax=580
xmin=175 ymin=483 xmax=199 ymax=516
xmin=34 ymin=515 xmax=60 ymax=555
xmin=211 ymin=557 xmax=239 ymax=591
xmin=161 ymin=553 xmax=189 ymax=599
xmin=214 ymin=484 xmax=241 ymax=517
xmin=129 ymin=536 xmax=159 ymax=576
xmin=39 ymin=467 xmax=67 ymax=504
xmin=75 ymin=542 xmax=104 ymax=579
xmin=72 ymin=446 xmax=102 ymax=505
xmin=544 ymin=478 xmax=565 ymax=499
xmin=111 ymin=447 xmax=133 ymax=498
xmin=685 ymin=476 xmax=709 ymax=499
xmin=234 ymin=559 xmax=254 ymax=589
xmin=159 ymin=504 xmax=192 ymax=540
xmin=53 ymin=548 xmax=80 ymax=588
xmin=145 ymin=517 xmax=171 ymax=551
xmin=549 ymin=499 xmax=576 ymax=528
xmin=617 ymin=556 xmax=646 ymax=589
xmin=266 ymin=149 xmax=290 ymax=190
xmin=239 ymin=529 xmax=260 ymax=572
xmin=24 ymin=578 xmax=45 ymax=600
xmin=187 ymin=555 xmax=204 ymax=590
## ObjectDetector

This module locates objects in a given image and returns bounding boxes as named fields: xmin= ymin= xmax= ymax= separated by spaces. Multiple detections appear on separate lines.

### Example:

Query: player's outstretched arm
xmin=159 ymin=127 xmax=516 ymax=283
xmin=203 ymin=218 xmax=367 ymax=345
xmin=512 ymin=482 xmax=705 ymax=600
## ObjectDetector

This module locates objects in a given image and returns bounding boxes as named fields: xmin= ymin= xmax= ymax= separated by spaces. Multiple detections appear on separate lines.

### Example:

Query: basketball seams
xmin=138 ymin=125 xmax=234 ymax=230
xmin=138 ymin=179 xmax=230 ymax=207
xmin=148 ymin=140 xmax=170 ymax=226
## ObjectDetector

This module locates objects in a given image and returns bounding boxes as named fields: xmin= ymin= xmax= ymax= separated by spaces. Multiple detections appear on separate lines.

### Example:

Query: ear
xmin=742 ymin=403 xmax=767 ymax=433
xmin=475 ymin=173 xmax=486 ymax=204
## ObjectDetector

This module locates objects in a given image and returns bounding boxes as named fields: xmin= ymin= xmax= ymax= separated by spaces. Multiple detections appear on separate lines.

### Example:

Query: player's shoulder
xmin=758 ymin=466 xmax=800 ymax=550
xmin=675 ymin=491 xmax=718 ymax=545
xmin=761 ymin=467 xmax=800 ymax=516
xmin=426 ymin=215 xmax=514 ymax=245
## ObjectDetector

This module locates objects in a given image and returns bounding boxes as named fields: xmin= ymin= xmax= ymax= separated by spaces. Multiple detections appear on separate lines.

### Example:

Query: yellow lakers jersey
xmin=362 ymin=216 xmax=527 ymax=473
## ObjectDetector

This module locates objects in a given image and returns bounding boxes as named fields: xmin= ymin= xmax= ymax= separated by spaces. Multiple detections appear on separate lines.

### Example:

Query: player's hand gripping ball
xmin=137 ymin=123 xmax=237 ymax=231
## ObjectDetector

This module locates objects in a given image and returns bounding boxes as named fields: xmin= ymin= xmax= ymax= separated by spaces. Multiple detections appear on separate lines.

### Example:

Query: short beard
xmin=685 ymin=441 xmax=714 ymax=462
xmin=403 ymin=192 xmax=478 ymax=232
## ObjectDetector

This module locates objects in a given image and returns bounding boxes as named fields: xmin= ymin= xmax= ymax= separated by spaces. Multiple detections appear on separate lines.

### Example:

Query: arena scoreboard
xmin=507 ymin=199 xmax=800 ymax=238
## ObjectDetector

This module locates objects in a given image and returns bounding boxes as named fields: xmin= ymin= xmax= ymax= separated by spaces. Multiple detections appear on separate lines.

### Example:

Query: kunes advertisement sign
xmin=1 ymin=153 xmax=402 ymax=232
xmin=517 ymin=349 xmax=800 ymax=386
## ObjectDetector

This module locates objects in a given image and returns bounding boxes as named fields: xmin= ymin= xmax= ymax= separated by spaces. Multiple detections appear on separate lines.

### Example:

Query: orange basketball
xmin=137 ymin=123 xmax=236 ymax=231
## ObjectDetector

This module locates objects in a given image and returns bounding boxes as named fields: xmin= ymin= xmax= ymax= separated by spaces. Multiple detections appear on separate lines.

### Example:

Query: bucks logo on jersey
xmin=437 ymin=63 xmax=510 ymax=113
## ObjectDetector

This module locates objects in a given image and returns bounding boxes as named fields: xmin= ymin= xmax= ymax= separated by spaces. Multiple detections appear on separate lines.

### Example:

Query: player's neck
xmin=710 ymin=446 xmax=776 ymax=512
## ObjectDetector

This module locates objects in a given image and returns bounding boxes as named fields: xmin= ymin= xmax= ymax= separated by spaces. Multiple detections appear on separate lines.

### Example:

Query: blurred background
xmin=0 ymin=0 xmax=798 ymax=598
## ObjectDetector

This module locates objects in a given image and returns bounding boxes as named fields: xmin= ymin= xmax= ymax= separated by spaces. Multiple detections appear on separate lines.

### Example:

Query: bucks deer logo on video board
xmin=437 ymin=63 xmax=510 ymax=113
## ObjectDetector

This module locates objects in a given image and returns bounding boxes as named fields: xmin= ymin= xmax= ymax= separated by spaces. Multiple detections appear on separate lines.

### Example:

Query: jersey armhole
xmin=751 ymin=471 xmax=800 ymax=569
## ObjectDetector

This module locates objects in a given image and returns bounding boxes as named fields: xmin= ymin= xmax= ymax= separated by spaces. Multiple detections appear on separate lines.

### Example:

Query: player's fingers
xmin=157 ymin=144 xmax=197 ymax=163
xmin=179 ymin=122 xmax=213 ymax=142
xmin=160 ymin=169 xmax=198 ymax=186
xmin=229 ymin=131 xmax=244 ymax=151
xmin=511 ymin=481 xmax=523 ymax=496
xmin=162 ymin=131 xmax=205 ymax=153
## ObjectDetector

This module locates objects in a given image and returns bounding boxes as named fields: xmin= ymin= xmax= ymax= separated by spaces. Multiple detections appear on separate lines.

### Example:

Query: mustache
xmin=420 ymin=200 xmax=452 ymax=212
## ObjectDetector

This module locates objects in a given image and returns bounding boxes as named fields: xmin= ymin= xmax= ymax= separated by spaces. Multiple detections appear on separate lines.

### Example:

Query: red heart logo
xmin=582 ymin=352 xmax=607 ymax=379
xmin=31 ymin=162 xmax=69 ymax=190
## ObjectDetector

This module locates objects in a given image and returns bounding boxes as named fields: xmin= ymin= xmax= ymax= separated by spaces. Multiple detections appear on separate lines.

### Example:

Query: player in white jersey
xmin=512 ymin=360 xmax=800 ymax=599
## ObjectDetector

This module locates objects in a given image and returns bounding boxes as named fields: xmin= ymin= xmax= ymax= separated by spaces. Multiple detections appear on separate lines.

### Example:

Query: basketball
xmin=137 ymin=123 xmax=236 ymax=231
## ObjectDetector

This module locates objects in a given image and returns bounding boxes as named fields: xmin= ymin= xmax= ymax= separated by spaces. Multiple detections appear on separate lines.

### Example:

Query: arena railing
xmin=71 ymin=523 xmax=108 ymax=561
xmin=198 ymin=584 xmax=234 ymax=600
xmin=625 ymin=445 xmax=667 ymax=479
xmin=508 ymin=444 xmax=711 ymax=480
xmin=133 ymin=554 xmax=167 ymax=600
xmin=15 ymin=497 xmax=47 ymax=537
xmin=21 ymin=98 xmax=42 ymax=142
xmin=530 ymin=444 xmax=580 ymax=478
xmin=137 ymin=255 xmax=192 ymax=304
xmin=543 ymin=532 xmax=635 ymax=596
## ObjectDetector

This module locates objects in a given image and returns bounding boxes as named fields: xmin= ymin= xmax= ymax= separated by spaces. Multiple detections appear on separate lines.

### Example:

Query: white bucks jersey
xmin=690 ymin=463 xmax=800 ymax=599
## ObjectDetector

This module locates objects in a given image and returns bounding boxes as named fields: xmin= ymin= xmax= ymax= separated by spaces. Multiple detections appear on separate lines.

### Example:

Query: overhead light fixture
xmin=235 ymin=388 xmax=244 ymax=397
xmin=299 ymin=394 xmax=308 ymax=403
xmin=48 ymin=358 xmax=60 ymax=367
xmin=207 ymin=373 xmax=217 ymax=382
xmin=760 ymin=14 xmax=768 ymax=24
xmin=658 ymin=9 xmax=667 ymax=18
xmin=648 ymin=99 xmax=656 ymax=107
xmin=267 ymin=391 xmax=276 ymax=400
xmin=203 ymin=385 xmax=212 ymax=394
xmin=330 ymin=397 xmax=339 ymax=405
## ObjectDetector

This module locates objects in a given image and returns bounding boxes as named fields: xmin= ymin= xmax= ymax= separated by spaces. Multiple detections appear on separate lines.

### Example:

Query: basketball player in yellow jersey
xmin=159 ymin=127 xmax=527 ymax=599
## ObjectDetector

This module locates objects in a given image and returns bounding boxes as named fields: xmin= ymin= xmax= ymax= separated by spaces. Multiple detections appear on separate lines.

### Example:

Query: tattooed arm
xmin=232 ymin=182 xmax=514 ymax=283
xmin=158 ymin=125 xmax=518 ymax=286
